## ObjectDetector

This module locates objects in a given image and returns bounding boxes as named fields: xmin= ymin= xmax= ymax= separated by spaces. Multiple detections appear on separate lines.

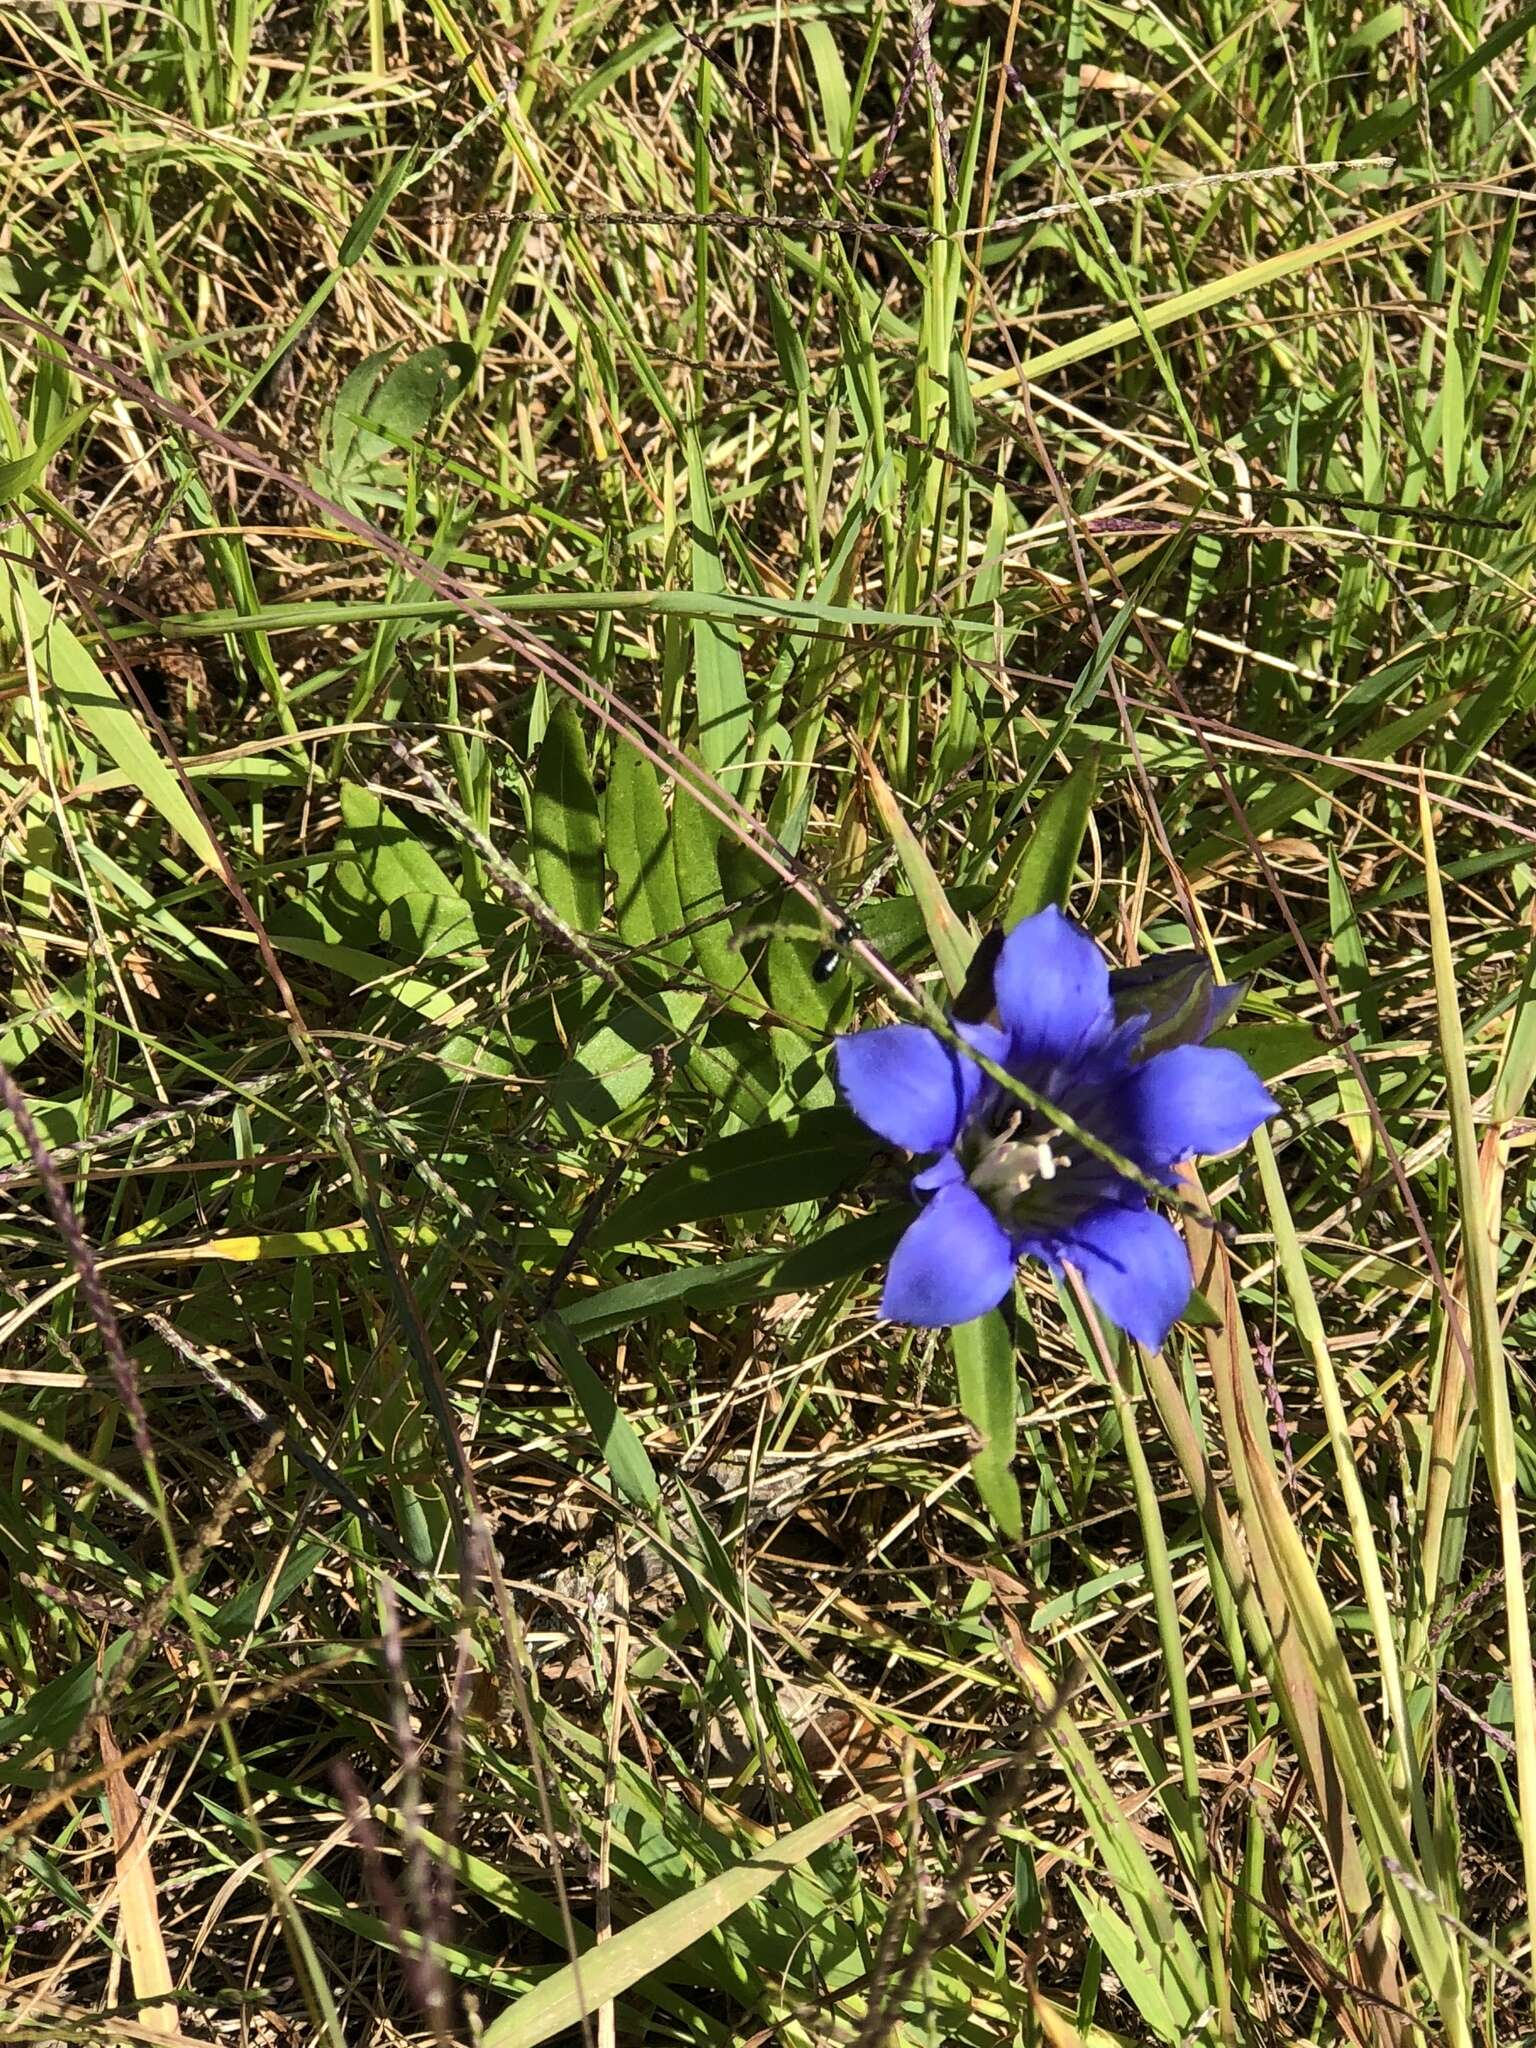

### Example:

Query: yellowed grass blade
xmin=1186 ymin=1212 xmax=1378 ymax=1939
xmin=1416 ymin=1125 xmax=1500 ymax=1630
xmin=1420 ymin=784 xmax=1536 ymax=1963
xmin=1253 ymin=1128 xmax=1436 ymax=1873
xmin=1420 ymin=896 xmax=1536 ymax=1633
xmin=976 ymin=197 xmax=1444 ymax=390
xmin=7 ymin=2003 xmax=211 ymax=2048
xmin=1191 ymin=1203 xmax=1469 ymax=2045
xmin=0 ymin=562 xmax=219 ymax=871
xmin=859 ymin=743 xmax=975 ymax=996
xmin=98 ymin=1714 xmax=178 ymax=2038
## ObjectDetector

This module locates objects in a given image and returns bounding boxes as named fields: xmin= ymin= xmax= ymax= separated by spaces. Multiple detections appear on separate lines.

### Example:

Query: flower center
xmin=962 ymin=1100 xmax=1074 ymax=1226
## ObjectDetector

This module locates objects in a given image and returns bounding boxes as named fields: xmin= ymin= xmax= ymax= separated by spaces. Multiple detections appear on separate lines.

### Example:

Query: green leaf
xmin=344 ymin=782 xmax=458 ymax=900
xmin=0 ymin=564 xmax=218 ymax=869
xmin=952 ymin=1311 xmax=1023 ymax=1542
xmin=606 ymin=742 xmax=684 ymax=952
xmin=1440 ymin=318 xmax=1466 ymax=497
xmin=685 ymin=1012 xmax=783 ymax=1121
xmin=327 ymin=782 xmax=463 ymax=941
xmin=550 ymin=990 xmax=704 ymax=1129
xmin=480 ymin=1796 xmax=869 ymax=2048
xmin=1421 ymin=788 xmax=1536 ymax=1934
xmin=766 ymin=282 xmax=810 ymax=398
xmin=0 ymin=1088 xmax=131 ymax=1170
xmin=686 ymin=432 xmax=751 ymax=774
xmin=326 ymin=348 xmax=402 ymax=481
xmin=1491 ymin=935 xmax=1536 ymax=1123
xmin=213 ymin=1542 xmax=329 ymax=1639
xmin=339 ymin=145 xmax=422 ymax=266
xmin=590 ymin=1108 xmax=869 ymax=1248
xmin=797 ymin=19 xmax=851 ymax=155
xmin=1326 ymin=847 xmax=1376 ymax=1171
xmin=363 ymin=343 xmax=473 ymax=448
xmin=672 ymin=775 xmax=761 ymax=1008
xmin=770 ymin=1208 xmax=905 ymax=1290
xmin=538 ymin=1315 xmax=661 ymax=1513
xmin=1208 ymin=1020 xmax=1322 ymax=1082
xmin=0 ymin=1638 xmax=136 ymax=1757
xmin=765 ymin=911 xmax=851 ymax=1033
xmin=1004 ymin=747 xmax=1100 ymax=924
xmin=319 ymin=341 xmax=475 ymax=509
xmin=1066 ymin=604 xmax=1139 ymax=718
xmin=532 ymin=701 xmax=605 ymax=931
xmin=0 ymin=404 xmax=95 ymax=505
xmin=559 ymin=1253 xmax=784 ymax=1336
xmin=559 ymin=1211 xmax=903 ymax=1338
xmin=1067 ymin=1886 xmax=1188 ymax=2044
xmin=1181 ymin=1286 xmax=1224 ymax=1331
xmin=380 ymin=890 xmax=483 ymax=961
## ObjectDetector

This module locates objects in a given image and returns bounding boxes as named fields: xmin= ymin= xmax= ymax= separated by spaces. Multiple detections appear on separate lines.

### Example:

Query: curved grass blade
xmin=480 ymin=1797 xmax=872 ymax=2048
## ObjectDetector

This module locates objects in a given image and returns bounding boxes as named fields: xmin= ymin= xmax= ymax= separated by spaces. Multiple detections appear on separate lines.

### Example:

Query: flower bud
xmin=1109 ymin=951 xmax=1246 ymax=1058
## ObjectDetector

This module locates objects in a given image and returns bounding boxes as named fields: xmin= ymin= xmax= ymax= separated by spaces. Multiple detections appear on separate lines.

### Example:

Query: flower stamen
xmin=969 ymin=1132 xmax=1072 ymax=1212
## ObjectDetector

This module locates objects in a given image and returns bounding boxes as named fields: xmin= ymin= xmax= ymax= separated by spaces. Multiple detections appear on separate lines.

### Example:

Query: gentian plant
xmin=835 ymin=907 xmax=1276 ymax=1348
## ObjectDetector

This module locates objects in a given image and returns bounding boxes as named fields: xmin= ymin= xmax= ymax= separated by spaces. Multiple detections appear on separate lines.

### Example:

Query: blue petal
xmin=882 ymin=1184 xmax=1016 ymax=1327
xmin=1059 ymin=1204 xmax=1192 ymax=1348
xmin=955 ymin=1020 xmax=1010 ymax=1068
xmin=1120 ymin=1045 xmax=1277 ymax=1169
xmin=835 ymin=1025 xmax=982 ymax=1153
xmin=992 ymin=907 xmax=1112 ymax=1065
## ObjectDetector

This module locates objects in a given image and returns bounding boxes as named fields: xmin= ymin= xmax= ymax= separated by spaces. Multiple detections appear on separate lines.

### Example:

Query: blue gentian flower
xmin=834 ymin=908 xmax=1276 ymax=1348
